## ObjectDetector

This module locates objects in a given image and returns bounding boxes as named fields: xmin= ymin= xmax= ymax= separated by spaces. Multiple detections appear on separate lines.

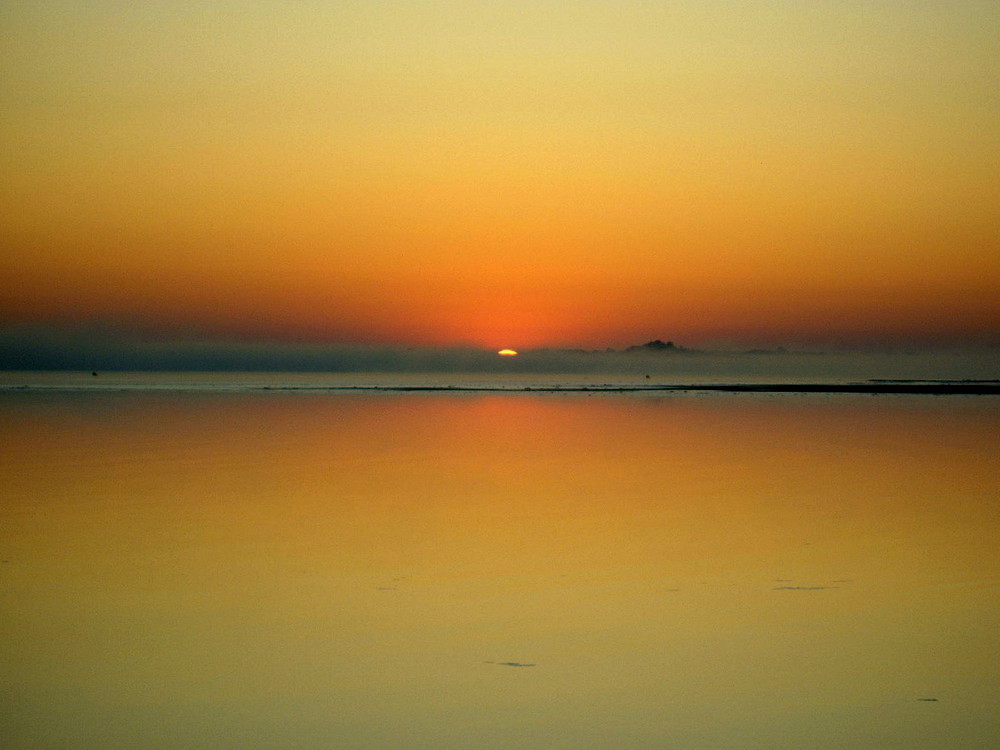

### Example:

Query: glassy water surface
xmin=1 ymin=386 xmax=997 ymax=749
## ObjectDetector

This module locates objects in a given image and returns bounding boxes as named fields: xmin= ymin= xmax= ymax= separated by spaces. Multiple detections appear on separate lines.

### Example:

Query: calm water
xmin=1 ymin=385 xmax=998 ymax=749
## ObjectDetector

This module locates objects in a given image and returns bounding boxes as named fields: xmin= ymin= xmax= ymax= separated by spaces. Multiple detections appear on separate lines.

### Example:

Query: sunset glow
xmin=497 ymin=349 xmax=519 ymax=357
xmin=1 ymin=2 xmax=998 ymax=350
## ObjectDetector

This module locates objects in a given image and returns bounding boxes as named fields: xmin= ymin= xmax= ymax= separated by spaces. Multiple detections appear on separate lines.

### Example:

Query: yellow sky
xmin=2 ymin=1 xmax=998 ymax=348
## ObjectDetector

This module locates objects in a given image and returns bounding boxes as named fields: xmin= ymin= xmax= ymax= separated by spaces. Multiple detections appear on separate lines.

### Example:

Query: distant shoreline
xmin=3 ymin=382 xmax=999 ymax=395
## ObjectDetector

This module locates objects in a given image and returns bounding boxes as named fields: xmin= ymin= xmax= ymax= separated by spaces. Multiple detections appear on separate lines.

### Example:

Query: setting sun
xmin=497 ymin=349 xmax=519 ymax=357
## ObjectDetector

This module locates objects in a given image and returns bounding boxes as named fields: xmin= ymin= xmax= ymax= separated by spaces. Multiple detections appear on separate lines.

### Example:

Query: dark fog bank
xmin=2 ymin=326 xmax=998 ymax=381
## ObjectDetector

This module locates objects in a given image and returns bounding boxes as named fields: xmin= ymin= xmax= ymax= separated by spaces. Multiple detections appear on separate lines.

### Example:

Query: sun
xmin=497 ymin=349 xmax=518 ymax=356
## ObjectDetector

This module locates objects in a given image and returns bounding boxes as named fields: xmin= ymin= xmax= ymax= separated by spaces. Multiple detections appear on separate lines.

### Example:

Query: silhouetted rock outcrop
xmin=625 ymin=339 xmax=685 ymax=353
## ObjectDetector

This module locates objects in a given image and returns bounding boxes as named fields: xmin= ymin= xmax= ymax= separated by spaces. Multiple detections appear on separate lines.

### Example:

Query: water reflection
xmin=2 ymin=392 xmax=997 ymax=749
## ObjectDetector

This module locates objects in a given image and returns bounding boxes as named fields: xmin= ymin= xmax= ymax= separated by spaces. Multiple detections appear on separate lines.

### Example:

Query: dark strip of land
xmin=4 ymin=383 xmax=999 ymax=394
xmin=357 ymin=384 xmax=1000 ymax=394
xmin=658 ymin=383 xmax=1000 ymax=395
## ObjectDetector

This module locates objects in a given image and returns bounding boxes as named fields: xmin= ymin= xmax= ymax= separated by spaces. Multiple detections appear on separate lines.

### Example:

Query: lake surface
xmin=2 ymin=383 xmax=998 ymax=748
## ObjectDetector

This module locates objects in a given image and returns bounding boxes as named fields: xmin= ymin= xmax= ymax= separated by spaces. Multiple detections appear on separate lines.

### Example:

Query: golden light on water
xmin=2 ymin=390 xmax=997 ymax=748
xmin=497 ymin=349 xmax=519 ymax=356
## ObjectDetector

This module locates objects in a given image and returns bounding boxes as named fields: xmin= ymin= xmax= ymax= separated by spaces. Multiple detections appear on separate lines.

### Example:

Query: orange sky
xmin=2 ymin=1 xmax=998 ymax=349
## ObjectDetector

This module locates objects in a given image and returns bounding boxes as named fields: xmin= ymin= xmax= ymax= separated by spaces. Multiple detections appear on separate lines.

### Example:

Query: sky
xmin=2 ymin=1 xmax=998 ymax=352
